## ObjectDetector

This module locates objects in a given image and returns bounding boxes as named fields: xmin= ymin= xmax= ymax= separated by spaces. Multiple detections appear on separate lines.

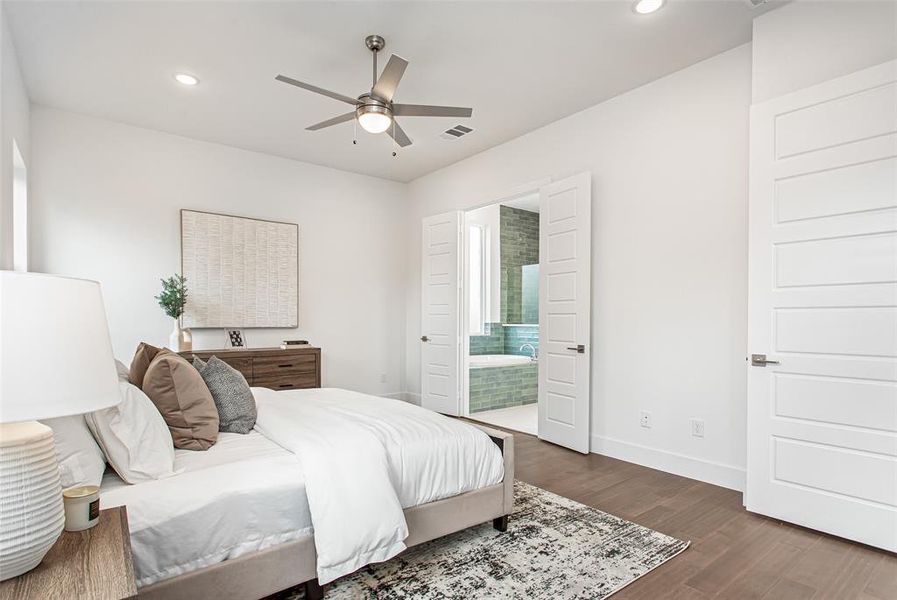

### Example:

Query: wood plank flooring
xmin=510 ymin=429 xmax=897 ymax=599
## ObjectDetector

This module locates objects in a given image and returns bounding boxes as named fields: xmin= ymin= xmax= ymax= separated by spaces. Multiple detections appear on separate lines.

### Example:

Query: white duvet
xmin=101 ymin=432 xmax=312 ymax=587
xmin=253 ymin=387 xmax=504 ymax=584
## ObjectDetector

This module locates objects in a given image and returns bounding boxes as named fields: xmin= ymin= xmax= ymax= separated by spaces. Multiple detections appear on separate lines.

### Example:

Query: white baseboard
xmin=591 ymin=434 xmax=745 ymax=492
xmin=382 ymin=392 xmax=421 ymax=405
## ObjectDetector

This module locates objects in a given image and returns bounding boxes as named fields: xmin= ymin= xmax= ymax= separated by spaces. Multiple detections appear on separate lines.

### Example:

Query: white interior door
xmin=538 ymin=172 xmax=592 ymax=453
xmin=746 ymin=60 xmax=897 ymax=551
xmin=421 ymin=212 xmax=462 ymax=415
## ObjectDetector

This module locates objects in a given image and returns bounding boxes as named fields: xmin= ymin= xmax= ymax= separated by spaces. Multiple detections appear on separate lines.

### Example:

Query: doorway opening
xmin=463 ymin=194 xmax=540 ymax=435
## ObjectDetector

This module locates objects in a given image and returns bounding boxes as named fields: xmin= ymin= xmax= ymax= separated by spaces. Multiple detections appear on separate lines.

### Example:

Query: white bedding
xmin=252 ymin=387 xmax=504 ymax=584
xmin=102 ymin=388 xmax=505 ymax=588
xmin=100 ymin=431 xmax=312 ymax=587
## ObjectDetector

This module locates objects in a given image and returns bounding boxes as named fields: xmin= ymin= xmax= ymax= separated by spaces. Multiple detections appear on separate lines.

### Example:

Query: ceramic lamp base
xmin=0 ymin=422 xmax=64 ymax=581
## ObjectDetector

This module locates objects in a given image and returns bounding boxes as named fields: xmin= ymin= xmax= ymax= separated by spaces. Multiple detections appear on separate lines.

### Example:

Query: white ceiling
xmin=5 ymin=1 xmax=781 ymax=182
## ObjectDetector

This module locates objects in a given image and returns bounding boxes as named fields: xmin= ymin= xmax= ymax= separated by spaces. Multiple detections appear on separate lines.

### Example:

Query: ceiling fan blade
xmin=371 ymin=54 xmax=408 ymax=102
xmin=275 ymin=75 xmax=359 ymax=106
xmin=306 ymin=111 xmax=356 ymax=131
xmin=387 ymin=120 xmax=412 ymax=147
xmin=392 ymin=104 xmax=473 ymax=118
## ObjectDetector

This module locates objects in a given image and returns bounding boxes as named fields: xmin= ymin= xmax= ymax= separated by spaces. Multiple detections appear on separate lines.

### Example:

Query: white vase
xmin=0 ymin=422 xmax=65 ymax=580
xmin=181 ymin=327 xmax=193 ymax=352
xmin=169 ymin=319 xmax=182 ymax=351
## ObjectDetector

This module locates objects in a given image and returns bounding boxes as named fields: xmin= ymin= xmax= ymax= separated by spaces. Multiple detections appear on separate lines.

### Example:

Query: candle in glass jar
xmin=62 ymin=485 xmax=100 ymax=531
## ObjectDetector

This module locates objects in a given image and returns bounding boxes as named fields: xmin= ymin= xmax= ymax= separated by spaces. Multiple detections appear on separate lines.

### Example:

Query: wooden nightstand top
xmin=0 ymin=506 xmax=137 ymax=600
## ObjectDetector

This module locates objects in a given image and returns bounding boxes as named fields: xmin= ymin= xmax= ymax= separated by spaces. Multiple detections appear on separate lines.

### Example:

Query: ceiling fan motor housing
xmin=356 ymin=94 xmax=392 ymax=119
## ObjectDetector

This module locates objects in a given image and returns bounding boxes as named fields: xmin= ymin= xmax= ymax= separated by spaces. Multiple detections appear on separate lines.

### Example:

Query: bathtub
xmin=468 ymin=354 xmax=535 ymax=368
xmin=468 ymin=354 xmax=538 ymax=413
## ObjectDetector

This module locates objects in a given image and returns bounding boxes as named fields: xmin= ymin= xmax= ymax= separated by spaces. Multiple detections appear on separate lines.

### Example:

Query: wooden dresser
xmin=180 ymin=346 xmax=321 ymax=391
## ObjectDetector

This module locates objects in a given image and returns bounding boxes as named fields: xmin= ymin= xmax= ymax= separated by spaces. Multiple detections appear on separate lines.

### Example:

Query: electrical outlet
xmin=690 ymin=418 xmax=705 ymax=438
xmin=640 ymin=411 xmax=652 ymax=428
xmin=380 ymin=373 xmax=388 ymax=384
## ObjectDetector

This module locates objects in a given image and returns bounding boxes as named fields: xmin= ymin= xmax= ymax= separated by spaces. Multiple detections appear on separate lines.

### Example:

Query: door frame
xmin=460 ymin=178 xmax=569 ymax=423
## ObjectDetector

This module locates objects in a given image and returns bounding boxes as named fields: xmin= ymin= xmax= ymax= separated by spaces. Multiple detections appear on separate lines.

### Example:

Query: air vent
xmin=440 ymin=124 xmax=475 ymax=141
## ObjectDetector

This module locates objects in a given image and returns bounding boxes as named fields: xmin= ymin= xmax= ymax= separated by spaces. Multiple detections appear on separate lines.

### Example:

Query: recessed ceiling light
xmin=174 ymin=73 xmax=199 ymax=86
xmin=633 ymin=0 xmax=665 ymax=14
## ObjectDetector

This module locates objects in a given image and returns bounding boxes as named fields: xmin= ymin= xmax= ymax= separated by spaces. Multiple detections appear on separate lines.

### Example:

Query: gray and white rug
xmin=283 ymin=481 xmax=688 ymax=599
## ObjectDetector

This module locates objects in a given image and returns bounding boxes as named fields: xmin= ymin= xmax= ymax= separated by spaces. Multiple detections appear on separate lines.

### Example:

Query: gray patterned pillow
xmin=192 ymin=356 xmax=257 ymax=434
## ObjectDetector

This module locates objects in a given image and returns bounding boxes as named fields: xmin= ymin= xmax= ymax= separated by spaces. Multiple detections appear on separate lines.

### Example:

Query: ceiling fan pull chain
xmin=353 ymin=115 xmax=357 ymax=145
xmin=392 ymin=120 xmax=398 ymax=157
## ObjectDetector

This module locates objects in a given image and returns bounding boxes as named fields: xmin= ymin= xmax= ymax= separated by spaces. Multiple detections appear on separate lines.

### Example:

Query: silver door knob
xmin=566 ymin=344 xmax=585 ymax=354
xmin=750 ymin=353 xmax=780 ymax=367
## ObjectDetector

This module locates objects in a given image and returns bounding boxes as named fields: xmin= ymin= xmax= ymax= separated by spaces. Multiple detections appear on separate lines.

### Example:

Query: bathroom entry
xmin=464 ymin=195 xmax=541 ymax=435
xmin=421 ymin=172 xmax=591 ymax=453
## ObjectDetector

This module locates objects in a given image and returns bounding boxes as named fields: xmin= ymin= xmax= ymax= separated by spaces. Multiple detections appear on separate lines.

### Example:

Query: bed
xmin=101 ymin=387 xmax=514 ymax=600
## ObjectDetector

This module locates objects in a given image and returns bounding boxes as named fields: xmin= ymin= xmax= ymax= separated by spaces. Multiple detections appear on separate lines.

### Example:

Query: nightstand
xmin=0 ymin=506 xmax=137 ymax=600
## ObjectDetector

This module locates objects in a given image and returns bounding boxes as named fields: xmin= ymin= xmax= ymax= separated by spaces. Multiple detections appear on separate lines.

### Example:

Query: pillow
xmin=40 ymin=415 xmax=106 ymax=489
xmin=193 ymin=356 xmax=257 ymax=434
xmin=142 ymin=350 xmax=219 ymax=450
xmin=129 ymin=342 xmax=162 ymax=388
xmin=114 ymin=359 xmax=130 ymax=382
xmin=85 ymin=381 xmax=176 ymax=484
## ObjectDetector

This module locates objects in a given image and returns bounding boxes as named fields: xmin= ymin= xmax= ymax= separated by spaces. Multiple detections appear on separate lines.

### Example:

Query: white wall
xmin=0 ymin=7 xmax=30 ymax=270
xmin=752 ymin=0 xmax=897 ymax=103
xmin=405 ymin=44 xmax=752 ymax=490
xmin=30 ymin=107 xmax=409 ymax=397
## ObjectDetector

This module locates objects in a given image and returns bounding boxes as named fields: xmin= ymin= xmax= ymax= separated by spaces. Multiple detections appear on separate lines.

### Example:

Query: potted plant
xmin=155 ymin=274 xmax=191 ymax=351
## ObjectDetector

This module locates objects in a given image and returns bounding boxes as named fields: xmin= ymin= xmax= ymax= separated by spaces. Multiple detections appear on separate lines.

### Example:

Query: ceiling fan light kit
xmin=275 ymin=34 xmax=473 ymax=151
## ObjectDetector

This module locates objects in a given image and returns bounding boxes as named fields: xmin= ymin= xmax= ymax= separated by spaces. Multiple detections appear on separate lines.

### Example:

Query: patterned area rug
xmin=283 ymin=481 xmax=689 ymax=599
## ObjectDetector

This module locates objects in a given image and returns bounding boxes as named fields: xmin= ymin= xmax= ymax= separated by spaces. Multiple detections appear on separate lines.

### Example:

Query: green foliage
xmin=156 ymin=274 xmax=188 ymax=319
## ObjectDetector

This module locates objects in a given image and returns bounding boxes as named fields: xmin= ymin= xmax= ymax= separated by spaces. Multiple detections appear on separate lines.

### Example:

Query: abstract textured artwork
xmin=181 ymin=210 xmax=298 ymax=328
xmin=282 ymin=481 xmax=689 ymax=599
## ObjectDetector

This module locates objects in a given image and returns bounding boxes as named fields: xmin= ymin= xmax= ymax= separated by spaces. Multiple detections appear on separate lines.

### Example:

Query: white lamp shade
xmin=0 ymin=271 xmax=121 ymax=422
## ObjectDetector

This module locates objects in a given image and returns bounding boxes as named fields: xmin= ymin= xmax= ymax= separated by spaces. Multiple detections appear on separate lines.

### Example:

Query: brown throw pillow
xmin=129 ymin=342 xmax=162 ymax=388
xmin=141 ymin=350 xmax=219 ymax=450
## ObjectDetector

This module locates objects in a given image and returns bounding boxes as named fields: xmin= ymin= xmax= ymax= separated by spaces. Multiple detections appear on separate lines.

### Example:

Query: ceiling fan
xmin=275 ymin=35 xmax=472 ymax=148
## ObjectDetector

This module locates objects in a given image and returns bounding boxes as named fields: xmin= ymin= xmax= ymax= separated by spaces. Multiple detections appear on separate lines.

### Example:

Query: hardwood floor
xmin=510 ymin=430 xmax=897 ymax=599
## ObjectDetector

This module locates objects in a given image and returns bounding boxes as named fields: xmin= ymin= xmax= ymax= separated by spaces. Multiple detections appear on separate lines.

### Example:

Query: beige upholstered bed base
xmin=139 ymin=426 xmax=514 ymax=600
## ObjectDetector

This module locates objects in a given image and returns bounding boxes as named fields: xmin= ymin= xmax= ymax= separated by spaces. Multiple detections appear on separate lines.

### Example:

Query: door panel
xmin=747 ymin=60 xmax=897 ymax=551
xmin=538 ymin=172 xmax=591 ymax=453
xmin=420 ymin=212 xmax=462 ymax=415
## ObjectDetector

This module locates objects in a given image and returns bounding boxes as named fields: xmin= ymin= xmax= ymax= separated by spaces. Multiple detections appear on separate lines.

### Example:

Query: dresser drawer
xmin=253 ymin=373 xmax=319 ymax=391
xmin=183 ymin=354 xmax=254 ymax=382
xmin=252 ymin=354 xmax=316 ymax=379
xmin=216 ymin=357 xmax=253 ymax=381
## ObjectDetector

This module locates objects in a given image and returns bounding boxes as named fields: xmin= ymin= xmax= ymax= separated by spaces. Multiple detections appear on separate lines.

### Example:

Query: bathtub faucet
xmin=520 ymin=344 xmax=538 ymax=361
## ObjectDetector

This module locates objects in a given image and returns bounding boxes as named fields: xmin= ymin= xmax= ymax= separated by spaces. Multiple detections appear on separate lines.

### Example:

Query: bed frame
xmin=139 ymin=426 xmax=514 ymax=600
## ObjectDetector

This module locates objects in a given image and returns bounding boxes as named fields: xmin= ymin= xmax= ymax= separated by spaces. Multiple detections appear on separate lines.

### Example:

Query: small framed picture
xmin=225 ymin=329 xmax=246 ymax=348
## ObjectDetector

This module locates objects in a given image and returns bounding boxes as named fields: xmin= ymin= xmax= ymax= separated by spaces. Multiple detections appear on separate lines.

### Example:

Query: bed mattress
xmin=100 ymin=431 xmax=312 ymax=588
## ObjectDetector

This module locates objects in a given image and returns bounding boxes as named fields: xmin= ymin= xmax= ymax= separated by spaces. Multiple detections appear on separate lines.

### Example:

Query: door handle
xmin=750 ymin=353 xmax=779 ymax=367
xmin=421 ymin=336 xmax=430 ymax=342
xmin=566 ymin=344 xmax=585 ymax=354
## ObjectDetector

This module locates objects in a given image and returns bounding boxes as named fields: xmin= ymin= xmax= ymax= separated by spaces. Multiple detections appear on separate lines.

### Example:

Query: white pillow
xmin=114 ymin=359 xmax=130 ymax=382
xmin=86 ymin=381 xmax=176 ymax=484
xmin=40 ymin=415 xmax=107 ymax=489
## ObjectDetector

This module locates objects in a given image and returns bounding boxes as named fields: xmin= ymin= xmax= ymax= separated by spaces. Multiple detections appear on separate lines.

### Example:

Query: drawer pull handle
xmin=278 ymin=364 xmax=293 ymax=368
xmin=278 ymin=384 xmax=293 ymax=388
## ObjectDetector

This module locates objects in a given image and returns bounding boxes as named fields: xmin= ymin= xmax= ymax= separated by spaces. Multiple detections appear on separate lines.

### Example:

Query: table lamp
xmin=0 ymin=272 xmax=121 ymax=580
